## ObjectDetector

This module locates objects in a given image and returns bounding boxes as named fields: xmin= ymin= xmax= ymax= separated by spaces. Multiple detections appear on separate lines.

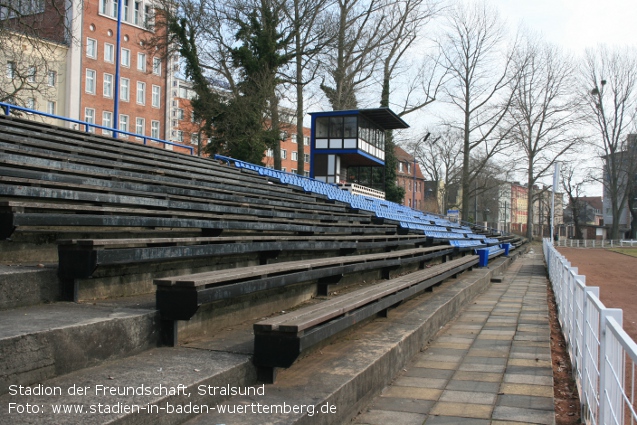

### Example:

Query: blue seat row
xmin=214 ymin=155 xmax=488 ymax=241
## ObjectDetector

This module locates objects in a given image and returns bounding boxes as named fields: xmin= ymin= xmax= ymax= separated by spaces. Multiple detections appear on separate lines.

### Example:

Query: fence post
xmin=599 ymin=308 xmax=623 ymax=425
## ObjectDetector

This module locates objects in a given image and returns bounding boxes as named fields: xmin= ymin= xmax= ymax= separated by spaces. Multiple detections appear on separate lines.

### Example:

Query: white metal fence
xmin=552 ymin=239 xmax=637 ymax=248
xmin=544 ymin=239 xmax=637 ymax=425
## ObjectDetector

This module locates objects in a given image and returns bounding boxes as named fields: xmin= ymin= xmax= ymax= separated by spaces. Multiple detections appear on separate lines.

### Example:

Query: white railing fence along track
xmin=544 ymin=239 xmax=637 ymax=425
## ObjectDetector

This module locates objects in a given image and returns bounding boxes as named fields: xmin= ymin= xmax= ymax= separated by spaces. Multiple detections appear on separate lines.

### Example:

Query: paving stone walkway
xmin=355 ymin=250 xmax=555 ymax=425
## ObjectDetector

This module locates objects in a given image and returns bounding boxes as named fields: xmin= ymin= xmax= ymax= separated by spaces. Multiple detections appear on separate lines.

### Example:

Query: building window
xmin=85 ymin=108 xmax=95 ymax=133
xmin=27 ymin=66 xmax=36 ymax=82
xmin=292 ymin=169 xmax=297 ymax=174
xmin=291 ymin=151 xmax=298 ymax=161
xmin=47 ymin=70 xmax=56 ymax=87
xmin=266 ymin=149 xmax=273 ymax=157
xmin=304 ymin=170 xmax=310 ymax=177
xmin=135 ymin=117 xmax=145 ymax=136
xmin=137 ymin=52 xmax=146 ymax=72
xmin=86 ymin=38 xmax=97 ymax=58
xmin=282 ymin=168 xmax=286 ymax=172
xmin=119 ymin=114 xmax=129 ymax=134
xmin=144 ymin=4 xmax=153 ymax=28
xmin=177 ymin=108 xmax=184 ymax=120
xmin=398 ymin=162 xmax=403 ymax=173
xmin=136 ymin=81 xmax=145 ymax=105
xmin=304 ymin=154 xmax=309 ymax=163
xmin=151 ymin=85 xmax=160 ymax=107
xmin=121 ymin=77 xmax=130 ymax=101
xmin=103 ymin=73 xmax=113 ymax=98
xmin=85 ymin=69 xmax=96 ymax=94
xmin=104 ymin=43 xmax=114 ymax=63
xmin=191 ymin=133 xmax=199 ymax=145
xmin=47 ymin=101 xmax=56 ymax=115
xmin=290 ymin=134 xmax=297 ymax=143
xmin=102 ymin=111 xmax=113 ymax=135
xmin=26 ymin=97 xmax=35 ymax=110
xmin=6 ymin=61 xmax=16 ymax=78
xmin=122 ymin=0 xmax=129 ymax=21
xmin=303 ymin=136 xmax=310 ymax=146
xmin=152 ymin=57 xmax=161 ymax=75
xmin=174 ymin=130 xmax=183 ymax=142
xmin=151 ymin=120 xmax=160 ymax=138
xmin=281 ymin=149 xmax=287 ymax=159
xmin=134 ymin=0 xmax=142 ymax=25
xmin=121 ymin=48 xmax=131 ymax=67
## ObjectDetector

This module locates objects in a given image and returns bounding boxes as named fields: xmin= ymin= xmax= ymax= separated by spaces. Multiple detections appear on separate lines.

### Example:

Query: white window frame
xmin=121 ymin=48 xmax=131 ymax=67
xmin=151 ymin=84 xmax=160 ymax=108
xmin=150 ymin=120 xmax=160 ymax=139
xmin=6 ymin=61 xmax=16 ymax=78
xmin=46 ymin=101 xmax=56 ymax=115
xmin=120 ymin=77 xmax=130 ymax=101
xmin=137 ymin=52 xmax=146 ymax=72
xmin=104 ymin=43 xmax=114 ymax=63
xmin=281 ymin=149 xmax=287 ymax=160
xmin=47 ymin=70 xmax=56 ymax=87
xmin=103 ymin=73 xmax=113 ymax=98
xmin=119 ymin=114 xmax=129 ymax=134
xmin=291 ymin=151 xmax=298 ymax=161
xmin=135 ymin=117 xmax=145 ymax=138
xmin=86 ymin=38 xmax=97 ymax=58
xmin=136 ymin=81 xmax=145 ymax=105
xmin=152 ymin=57 xmax=161 ymax=75
xmin=85 ymin=69 xmax=96 ymax=94
xmin=85 ymin=107 xmax=95 ymax=133
xmin=102 ymin=111 xmax=113 ymax=135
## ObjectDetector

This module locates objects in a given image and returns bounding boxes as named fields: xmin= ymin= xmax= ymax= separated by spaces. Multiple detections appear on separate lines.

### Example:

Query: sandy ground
xmin=557 ymin=247 xmax=637 ymax=342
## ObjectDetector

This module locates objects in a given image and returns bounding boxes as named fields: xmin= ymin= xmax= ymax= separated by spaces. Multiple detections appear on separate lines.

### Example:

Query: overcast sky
xmin=493 ymin=0 xmax=637 ymax=54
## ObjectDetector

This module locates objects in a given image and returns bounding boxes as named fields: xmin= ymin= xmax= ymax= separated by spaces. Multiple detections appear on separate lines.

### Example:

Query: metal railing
xmin=552 ymin=239 xmax=637 ymax=249
xmin=0 ymin=101 xmax=194 ymax=155
xmin=544 ymin=239 xmax=637 ymax=424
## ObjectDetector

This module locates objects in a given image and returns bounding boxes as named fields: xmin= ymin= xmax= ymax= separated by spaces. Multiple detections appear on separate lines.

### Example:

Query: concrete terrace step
xmin=0 ymin=298 xmax=160 ymax=395
xmin=181 ymin=256 xmax=519 ymax=425
xmin=0 ymin=264 xmax=60 ymax=310
xmin=0 ymin=347 xmax=255 ymax=425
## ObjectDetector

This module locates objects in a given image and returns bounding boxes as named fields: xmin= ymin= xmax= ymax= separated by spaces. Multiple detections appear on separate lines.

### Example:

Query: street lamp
xmin=412 ymin=133 xmax=430 ymax=209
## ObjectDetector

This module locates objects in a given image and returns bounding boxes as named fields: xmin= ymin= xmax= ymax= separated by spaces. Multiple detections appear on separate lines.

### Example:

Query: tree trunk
xmin=295 ymin=27 xmax=304 ymax=176
xmin=271 ymin=94 xmax=282 ymax=170
xmin=526 ymin=168 xmax=534 ymax=240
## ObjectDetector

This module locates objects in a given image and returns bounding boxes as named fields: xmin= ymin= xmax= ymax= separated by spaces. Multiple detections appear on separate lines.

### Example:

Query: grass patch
xmin=609 ymin=248 xmax=637 ymax=258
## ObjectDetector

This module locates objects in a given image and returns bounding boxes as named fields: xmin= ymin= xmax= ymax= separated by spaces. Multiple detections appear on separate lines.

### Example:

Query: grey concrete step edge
xmin=0 ymin=347 xmax=256 ymax=425
xmin=0 ymin=304 xmax=161 ymax=396
xmin=182 ymin=254 xmax=523 ymax=425
xmin=0 ymin=265 xmax=61 ymax=311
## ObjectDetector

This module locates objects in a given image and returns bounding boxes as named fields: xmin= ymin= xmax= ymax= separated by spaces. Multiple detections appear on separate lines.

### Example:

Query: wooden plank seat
xmin=153 ymin=245 xmax=454 ymax=324
xmin=57 ymin=234 xmax=431 ymax=279
xmin=0 ymin=167 xmax=374 ymax=226
xmin=252 ymin=254 xmax=479 ymax=382
xmin=0 ymin=199 xmax=395 ymax=240
xmin=0 ymin=142 xmax=348 ymax=213
xmin=0 ymin=117 xmax=280 ymax=188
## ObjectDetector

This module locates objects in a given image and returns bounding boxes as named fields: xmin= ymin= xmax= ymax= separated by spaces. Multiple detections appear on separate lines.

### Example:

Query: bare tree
xmin=561 ymin=162 xmax=590 ymax=240
xmin=582 ymin=46 xmax=637 ymax=239
xmin=438 ymin=0 xmax=517 ymax=221
xmin=0 ymin=0 xmax=72 ymax=107
xmin=508 ymin=36 xmax=581 ymax=239
xmin=320 ymin=0 xmax=391 ymax=109
xmin=410 ymin=125 xmax=462 ymax=213
xmin=281 ymin=0 xmax=334 ymax=175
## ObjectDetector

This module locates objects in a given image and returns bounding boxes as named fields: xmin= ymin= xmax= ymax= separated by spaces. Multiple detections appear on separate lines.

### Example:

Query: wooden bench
xmin=57 ymin=234 xmax=431 ymax=280
xmin=252 ymin=255 xmax=479 ymax=382
xmin=154 ymin=245 xmax=454 ymax=343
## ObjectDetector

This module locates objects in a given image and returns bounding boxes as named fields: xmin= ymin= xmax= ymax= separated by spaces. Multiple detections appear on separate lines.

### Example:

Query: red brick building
xmin=71 ymin=0 xmax=171 ymax=147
